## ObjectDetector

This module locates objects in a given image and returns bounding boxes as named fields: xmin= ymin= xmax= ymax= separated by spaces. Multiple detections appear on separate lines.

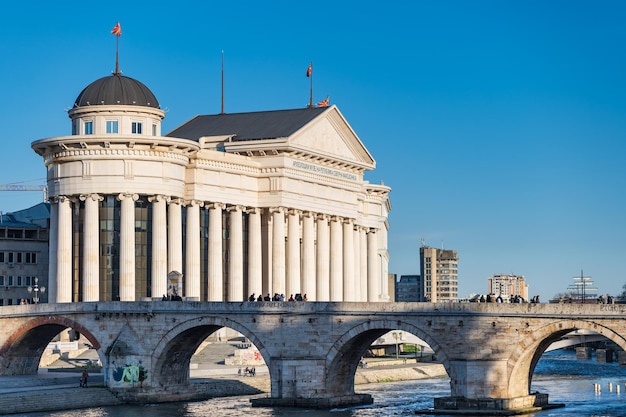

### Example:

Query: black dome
xmin=74 ymin=74 xmax=160 ymax=108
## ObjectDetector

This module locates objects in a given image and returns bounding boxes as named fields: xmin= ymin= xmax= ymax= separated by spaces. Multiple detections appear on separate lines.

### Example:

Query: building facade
xmin=0 ymin=203 xmax=50 ymax=305
xmin=31 ymin=73 xmax=391 ymax=303
xmin=419 ymin=246 xmax=458 ymax=302
xmin=487 ymin=274 xmax=528 ymax=301
xmin=394 ymin=274 xmax=423 ymax=302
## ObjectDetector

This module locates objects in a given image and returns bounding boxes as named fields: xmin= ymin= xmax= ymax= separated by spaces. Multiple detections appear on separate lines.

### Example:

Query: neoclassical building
xmin=31 ymin=72 xmax=391 ymax=303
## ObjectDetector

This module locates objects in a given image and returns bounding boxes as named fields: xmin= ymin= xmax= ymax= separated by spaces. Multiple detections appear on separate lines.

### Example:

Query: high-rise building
xmin=30 ymin=70 xmax=392 ymax=303
xmin=487 ymin=274 xmax=528 ymax=301
xmin=419 ymin=246 xmax=458 ymax=302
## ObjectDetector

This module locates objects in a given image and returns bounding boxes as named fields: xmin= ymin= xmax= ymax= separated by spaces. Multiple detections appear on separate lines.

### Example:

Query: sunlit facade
xmin=31 ymin=73 xmax=391 ymax=303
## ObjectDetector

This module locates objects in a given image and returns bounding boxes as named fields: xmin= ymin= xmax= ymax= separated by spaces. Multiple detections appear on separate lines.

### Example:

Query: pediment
xmin=289 ymin=106 xmax=375 ymax=169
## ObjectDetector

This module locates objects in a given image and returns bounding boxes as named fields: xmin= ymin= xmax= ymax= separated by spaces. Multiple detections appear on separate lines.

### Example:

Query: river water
xmin=10 ymin=350 xmax=626 ymax=417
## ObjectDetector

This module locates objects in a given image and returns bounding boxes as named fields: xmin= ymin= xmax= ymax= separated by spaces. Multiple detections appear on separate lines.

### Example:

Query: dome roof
xmin=73 ymin=74 xmax=160 ymax=108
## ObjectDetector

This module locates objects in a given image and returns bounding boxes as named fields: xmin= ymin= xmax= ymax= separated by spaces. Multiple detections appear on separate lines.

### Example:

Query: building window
xmin=132 ymin=122 xmax=142 ymax=134
xmin=17 ymin=276 xmax=22 ymax=286
xmin=106 ymin=120 xmax=119 ymax=134
xmin=0 ymin=276 xmax=4 ymax=285
xmin=0 ymin=252 xmax=3 ymax=262
xmin=152 ymin=124 xmax=157 ymax=136
xmin=84 ymin=121 xmax=93 ymax=135
xmin=16 ymin=253 xmax=22 ymax=263
xmin=7 ymin=253 xmax=13 ymax=263
xmin=7 ymin=276 xmax=13 ymax=286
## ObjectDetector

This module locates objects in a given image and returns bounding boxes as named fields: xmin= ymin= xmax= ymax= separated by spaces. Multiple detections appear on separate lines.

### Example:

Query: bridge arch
xmin=148 ymin=315 xmax=269 ymax=388
xmin=507 ymin=319 xmax=626 ymax=398
xmin=325 ymin=319 xmax=451 ymax=397
xmin=0 ymin=315 xmax=102 ymax=376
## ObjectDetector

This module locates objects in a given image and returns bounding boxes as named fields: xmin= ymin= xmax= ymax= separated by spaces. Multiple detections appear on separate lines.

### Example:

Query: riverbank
xmin=0 ymin=360 xmax=446 ymax=415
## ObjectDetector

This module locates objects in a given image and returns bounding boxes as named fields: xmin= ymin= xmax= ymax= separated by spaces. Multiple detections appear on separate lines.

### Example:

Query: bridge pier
xmin=250 ymin=358 xmax=373 ymax=409
xmin=429 ymin=360 xmax=560 ymax=414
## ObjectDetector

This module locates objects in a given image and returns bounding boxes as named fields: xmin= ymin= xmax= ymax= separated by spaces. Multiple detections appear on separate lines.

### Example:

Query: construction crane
xmin=0 ymin=182 xmax=48 ymax=201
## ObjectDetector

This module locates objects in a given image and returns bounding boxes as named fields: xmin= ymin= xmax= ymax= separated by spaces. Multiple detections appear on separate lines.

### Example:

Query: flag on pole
xmin=111 ymin=22 xmax=122 ymax=37
xmin=306 ymin=62 xmax=312 ymax=77
xmin=317 ymin=96 xmax=330 ymax=107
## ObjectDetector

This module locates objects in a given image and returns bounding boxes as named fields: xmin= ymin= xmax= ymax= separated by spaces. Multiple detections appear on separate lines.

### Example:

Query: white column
xmin=118 ymin=193 xmax=138 ymax=301
xmin=168 ymin=198 xmax=183 ymax=275
xmin=150 ymin=195 xmax=168 ymax=298
xmin=353 ymin=225 xmax=361 ymax=302
xmin=208 ymin=202 xmax=224 ymax=301
xmin=185 ymin=200 xmax=202 ymax=300
xmin=286 ymin=209 xmax=301 ymax=299
xmin=228 ymin=205 xmax=244 ymax=301
xmin=359 ymin=227 xmax=368 ymax=302
xmin=270 ymin=207 xmax=286 ymax=297
xmin=80 ymin=194 xmax=101 ymax=302
xmin=47 ymin=200 xmax=58 ymax=303
xmin=247 ymin=208 xmax=262 ymax=298
xmin=315 ymin=214 xmax=329 ymax=301
xmin=343 ymin=218 xmax=355 ymax=302
xmin=367 ymin=229 xmax=379 ymax=302
xmin=301 ymin=212 xmax=315 ymax=301
xmin=56 ymin=196 xmax=72 ymax=303
xmin=329 ymin=216 xmax=343 ymax=301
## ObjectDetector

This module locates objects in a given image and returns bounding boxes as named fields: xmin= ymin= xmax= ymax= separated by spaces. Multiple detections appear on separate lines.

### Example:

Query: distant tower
xmin=420 ymin=246 xmax=458 ymax=302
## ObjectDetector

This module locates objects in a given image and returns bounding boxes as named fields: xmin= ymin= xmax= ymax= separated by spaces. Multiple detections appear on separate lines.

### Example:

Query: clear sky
xmin=1 ymin=1 xmax=625 ymax=302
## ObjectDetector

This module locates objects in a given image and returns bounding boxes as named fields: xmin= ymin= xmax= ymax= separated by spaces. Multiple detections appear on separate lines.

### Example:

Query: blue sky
xmin=1 ymin=1 xmax=625 ymax=301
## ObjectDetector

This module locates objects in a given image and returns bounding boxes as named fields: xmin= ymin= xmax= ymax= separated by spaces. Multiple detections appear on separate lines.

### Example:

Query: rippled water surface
xmin=10 ymin=350 xmax=626 ymax=417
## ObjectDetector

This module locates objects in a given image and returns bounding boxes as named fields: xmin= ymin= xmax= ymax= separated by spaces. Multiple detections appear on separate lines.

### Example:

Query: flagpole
xmin=309 ymin=62 xmax=313 ymax=108
xmin=115 ymin=35 xmax=119 ymax=75
xmin=221 ymin=50 xmax=225 ymax=114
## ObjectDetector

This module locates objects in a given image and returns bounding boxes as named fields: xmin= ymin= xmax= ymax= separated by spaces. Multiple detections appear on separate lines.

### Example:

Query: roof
xmin=73 ymin=74 xmax=160 ymax=109
xmin=166 ymin=107 xmax=328 ymax=142
xmin=0 ymin=202 xmax=50 ymax=228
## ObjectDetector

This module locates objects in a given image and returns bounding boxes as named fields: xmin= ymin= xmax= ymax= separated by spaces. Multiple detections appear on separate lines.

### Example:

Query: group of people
xmin=238 ymin=366 xmax=256 ymax=377
xmin=247 ymin=293 xmax=308 ymax=302
xmin=474 ymin=294 xmax=529 ymax=303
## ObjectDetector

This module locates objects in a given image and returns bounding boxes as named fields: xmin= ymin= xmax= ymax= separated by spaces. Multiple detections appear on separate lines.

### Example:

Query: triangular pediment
xmin=288 ymin=106 xmax=375 ymax=169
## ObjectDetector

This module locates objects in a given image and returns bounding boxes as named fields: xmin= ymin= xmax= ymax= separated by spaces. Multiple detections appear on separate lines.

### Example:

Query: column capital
xmin=148 ymin=194 xmax=169 ymax=203
xmin=316 ymin=213 xmax=329 ymax=222
xmin=269 ymin=206 xmax=285 ymax=214
xmin=245 ymin=207 xmax=261 ymax=215
xmin=342 ymin=217 xmax=354 ymax=225
xmin=117 ymin=193 xmax=139 ymax=202
xmin=184 ymin=199 xmax=204 ymax=208
xmin=288 ymin=209 xmax=302 ymax=217
xmin=79 ymin=193 xmax=104 ymax=202
xmin=302 ymin=211 xmax=315 ymax=218
xmin=207 ymin=202 xmax=226 ymax=210
xmin=367 ymin=228 xmax=378 ymax=234
xmin=227 ymin=204 xmax=244 ymax=213
xmin=168 ymin=197 xmax=184 ymax=206
xmin=51 ymin=195 xmax=72 ymax=204
xmin=330 ymin=215 xmax=343 ymax=223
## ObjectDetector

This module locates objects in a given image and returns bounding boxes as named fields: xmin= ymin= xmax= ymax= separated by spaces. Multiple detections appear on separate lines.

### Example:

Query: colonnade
xmin=47 ymin=194 xmax=385 ymax=304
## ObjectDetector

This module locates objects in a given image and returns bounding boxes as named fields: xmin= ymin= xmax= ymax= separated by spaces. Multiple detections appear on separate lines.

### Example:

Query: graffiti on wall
xmin=113 ymin=361 xmax=147 ymax=385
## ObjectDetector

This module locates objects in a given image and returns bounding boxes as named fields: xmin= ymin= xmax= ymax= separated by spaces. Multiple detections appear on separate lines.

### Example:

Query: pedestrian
xmin=80 ymin=369 xmax=89 ymax=388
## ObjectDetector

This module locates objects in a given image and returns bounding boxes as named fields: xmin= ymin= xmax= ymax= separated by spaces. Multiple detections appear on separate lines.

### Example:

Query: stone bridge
xmin=1 ymin=302 xmax=625 ymax=412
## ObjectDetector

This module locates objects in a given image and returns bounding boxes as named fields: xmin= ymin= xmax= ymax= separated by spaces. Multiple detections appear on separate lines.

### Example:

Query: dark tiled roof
xmin=166 ymin=107 xmax=328 ymax=142
xmin=74 ymin=74 xmax=160 ymax=108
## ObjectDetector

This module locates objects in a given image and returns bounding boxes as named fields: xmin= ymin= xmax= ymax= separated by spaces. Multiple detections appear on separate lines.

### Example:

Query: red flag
xmin=317 ymin=96 xmax=329 ymax=107
xmin=306 ymin=62 xmax=312 ymax=77
xmin=111 ymin=22 xmax=122 ymax=37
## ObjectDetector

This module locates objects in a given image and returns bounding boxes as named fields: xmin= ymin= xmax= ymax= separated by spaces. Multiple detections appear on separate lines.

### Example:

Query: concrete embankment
xmin=0 ymin=361 xmax=446 ymax=415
